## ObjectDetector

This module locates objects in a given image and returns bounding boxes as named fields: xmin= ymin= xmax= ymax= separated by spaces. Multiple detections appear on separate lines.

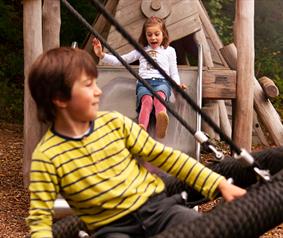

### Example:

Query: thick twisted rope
xmin=52 ymin=152 xmax=283 ymax=237
xmin=52 ymin=168 xmax=283 ymax=238
xmin=155 ymin=168 xmax=283 ymax=238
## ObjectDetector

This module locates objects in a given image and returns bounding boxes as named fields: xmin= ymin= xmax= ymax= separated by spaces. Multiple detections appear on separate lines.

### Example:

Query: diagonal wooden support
xmin=220 ymin=43 xmax=283 ymax=146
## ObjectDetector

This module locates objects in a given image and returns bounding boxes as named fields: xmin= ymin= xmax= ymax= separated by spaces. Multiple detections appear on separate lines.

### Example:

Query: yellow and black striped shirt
xmin=27 ymin=111 xmax=224 ymax=238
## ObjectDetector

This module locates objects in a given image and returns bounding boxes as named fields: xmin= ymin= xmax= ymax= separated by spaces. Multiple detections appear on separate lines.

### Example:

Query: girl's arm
xmin=92 ymin=38 xmax=105 ymax=59
xmin=92 ymin=38 xmax=141 ymax=65
xmin=168 ymin=47 xmax=187 ymax=90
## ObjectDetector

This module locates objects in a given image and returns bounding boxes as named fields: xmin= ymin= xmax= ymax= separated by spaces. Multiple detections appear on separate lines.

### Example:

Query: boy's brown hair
xmin=138 ymin=16 xmax=169 ymax=48
xmin=28 ymin=47 xmax=98 ymax=123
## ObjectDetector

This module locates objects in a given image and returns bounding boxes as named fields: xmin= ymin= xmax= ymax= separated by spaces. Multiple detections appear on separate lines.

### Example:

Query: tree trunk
xmin=42 ymin=0 xmax=61 ymax=51
xmin=23 ymin=0 xmax=44 ymax=186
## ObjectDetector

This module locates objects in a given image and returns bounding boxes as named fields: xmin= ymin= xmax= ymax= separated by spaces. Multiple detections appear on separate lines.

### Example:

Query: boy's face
xmin=64 ymin=72 xmax=102 ymax=122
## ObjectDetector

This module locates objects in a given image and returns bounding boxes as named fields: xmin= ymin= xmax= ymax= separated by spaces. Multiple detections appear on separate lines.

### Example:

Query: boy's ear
xmin=52 ymin=97 xmax=68 ymax=109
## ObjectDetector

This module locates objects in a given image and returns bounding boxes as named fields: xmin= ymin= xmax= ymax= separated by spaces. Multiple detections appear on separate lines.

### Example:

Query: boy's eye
xmin=85 ymin=79 xmax=93 ymax=86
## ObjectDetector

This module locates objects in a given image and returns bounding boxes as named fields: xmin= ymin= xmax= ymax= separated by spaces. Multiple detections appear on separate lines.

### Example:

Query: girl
xmin=92 ymin=16 xmax=186 ymax=139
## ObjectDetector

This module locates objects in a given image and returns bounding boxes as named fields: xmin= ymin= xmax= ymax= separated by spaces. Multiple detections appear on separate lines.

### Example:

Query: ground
xmin=0 ymin=122 xmax=282 ymax=237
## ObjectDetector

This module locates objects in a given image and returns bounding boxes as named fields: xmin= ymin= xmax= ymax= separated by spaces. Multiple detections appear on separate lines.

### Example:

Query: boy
xmin=26 ymin=47 xmax=246 ymax=238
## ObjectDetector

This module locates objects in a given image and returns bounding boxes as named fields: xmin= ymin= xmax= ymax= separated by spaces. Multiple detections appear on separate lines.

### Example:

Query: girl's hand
xmin=180 ymin=83 xmax=188 ymax=90
xmin=218 ymin=179 xmax=246 ymax=202
xmin=92 ymin=38 xmax=105 ymax=58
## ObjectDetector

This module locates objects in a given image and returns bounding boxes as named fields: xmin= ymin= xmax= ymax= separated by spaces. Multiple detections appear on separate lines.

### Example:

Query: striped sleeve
xmin=120 ymin=113 xmax=224 ymax=200
xmin=26 ymin=149 xmax=59 ymax=238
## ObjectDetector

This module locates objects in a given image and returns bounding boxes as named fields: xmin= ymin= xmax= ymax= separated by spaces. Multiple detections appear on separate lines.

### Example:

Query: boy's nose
xmin=94 ymin=86 xmax=102 ymax=96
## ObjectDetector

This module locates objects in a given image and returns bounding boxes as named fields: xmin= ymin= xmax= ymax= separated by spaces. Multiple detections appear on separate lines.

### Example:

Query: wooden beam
xmin=259 ymin=76 xmax=279 ymax=98
xmin=23 ymin=0 xmax=44 ymax=186
xmin=202 ymin=69 xmax=236 ymax=99
xmin=254 ymin=79 xmax=283 ymax=145
xmin=83 ymin=0 xmax=119 ymax=58
xmin=220 ymin=43 xmax=283 ymax=146
xmin=220 ymin=43 xmax=237 ymax=70
xmin=233 ymin=0 xmax=255 ymax=151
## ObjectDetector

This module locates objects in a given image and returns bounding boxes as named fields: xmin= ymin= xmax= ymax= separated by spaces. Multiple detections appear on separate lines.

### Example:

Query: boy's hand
xmin=218 ymin=179 xmax=246 ymax=202
xmin=92 ymin=38 xmax=105 ymax=59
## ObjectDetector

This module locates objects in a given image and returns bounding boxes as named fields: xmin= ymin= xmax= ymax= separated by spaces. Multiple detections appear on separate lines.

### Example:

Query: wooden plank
xmin=167 ymin=14 xmax=201 ymax=42
xmin=107 ymin=0 xmax=200 ymax=52
xmin=111 ymin=1 xmax=143 ymax=30
xmin=116 ymin=0 xmax=140 ymax=11
xmin=107 ymin=13 xmax=201 ymax=55
xmin=202 ymin=69 xmax=236 ymax=99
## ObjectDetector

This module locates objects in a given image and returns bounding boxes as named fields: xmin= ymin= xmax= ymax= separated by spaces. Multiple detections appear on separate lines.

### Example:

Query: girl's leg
xmin=154 ymin=91 xmax=169 ymax=138
xmin=138 ymin=95 xmax=153 ymax=130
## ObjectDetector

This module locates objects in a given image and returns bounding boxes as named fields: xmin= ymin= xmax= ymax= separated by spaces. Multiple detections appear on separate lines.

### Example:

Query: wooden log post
xmin=258 ymin=76 xmax=279 ymax=98
xmin=219 ymin=43 xmax=237 ymax=69
xmin=233 ymin=0 xmax=255 ymax=151
xmin=253 ymin=110 xmax=269 ymax=146
xmin=220 ymin=44 xmax=283 ymax=146
xmin=42 ymin=0 xmax=61 ymax=51
xmin=218 ymin=100 xmax=232 ymax=138
xmin=201 ymin=102 xmax=220 ymax=139
xmin=23 ymin=0 xmax=44 ymax=186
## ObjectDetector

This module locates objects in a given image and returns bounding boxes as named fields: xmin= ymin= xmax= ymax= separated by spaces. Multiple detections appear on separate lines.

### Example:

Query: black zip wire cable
xmin=89 ymin=0 xmax=243 ymax=154
xmin=61 ymin=0 xmax=196 ymax=136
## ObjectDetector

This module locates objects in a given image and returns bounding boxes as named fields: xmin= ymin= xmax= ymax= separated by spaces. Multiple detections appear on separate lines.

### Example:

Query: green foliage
xmin=0 ymin=0 xmax=23 ymax=123
xmin=60 ymin=0 xmax=98 ymax=47
xmin=202 ymin=0 xmax=233 ymax=44
xmin=0 ymin=0 xmax=97 ymax=123
xmin=0 ymin=80 xmax=23 ymax=123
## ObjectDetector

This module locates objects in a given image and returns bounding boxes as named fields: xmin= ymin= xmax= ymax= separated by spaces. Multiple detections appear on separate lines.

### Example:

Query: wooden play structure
xmin=23 ymin=0 xmax=283 ymax=186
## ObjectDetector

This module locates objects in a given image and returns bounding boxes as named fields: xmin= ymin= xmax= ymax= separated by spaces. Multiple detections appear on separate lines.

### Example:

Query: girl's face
xmin=145 ymin=24 xmax=163 ymax=49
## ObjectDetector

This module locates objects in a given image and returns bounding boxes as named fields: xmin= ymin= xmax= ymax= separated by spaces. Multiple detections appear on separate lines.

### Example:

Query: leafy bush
xmin=0 ymin=0 xmax=23 ymax=123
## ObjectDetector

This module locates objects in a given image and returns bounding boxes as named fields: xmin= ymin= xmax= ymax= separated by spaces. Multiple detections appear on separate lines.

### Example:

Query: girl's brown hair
xmin=138 ymin=16 xmax=169 ymax=48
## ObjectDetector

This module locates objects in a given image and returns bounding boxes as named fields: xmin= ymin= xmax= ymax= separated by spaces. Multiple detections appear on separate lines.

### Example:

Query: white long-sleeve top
xmin=101 ymin=46 xmax=181 ymax=85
